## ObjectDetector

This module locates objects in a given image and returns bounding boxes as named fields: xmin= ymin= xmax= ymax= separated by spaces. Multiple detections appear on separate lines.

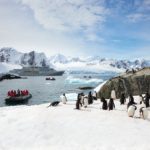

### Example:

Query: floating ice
xmin=65 ymin=76 xmax=103 ymax=84
xmin=60 ymin=93 xmax=77 ymax=101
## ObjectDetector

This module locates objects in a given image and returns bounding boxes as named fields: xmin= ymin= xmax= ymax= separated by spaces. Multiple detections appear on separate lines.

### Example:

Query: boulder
xmin=98 ymin=67 xmax=150 ymax=99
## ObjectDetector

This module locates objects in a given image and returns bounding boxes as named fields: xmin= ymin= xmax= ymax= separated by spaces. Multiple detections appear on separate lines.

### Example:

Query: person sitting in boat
xmin=25 ymin=90 xmax=29 ymax=95
xmin=21 ymin=90 xmax=24 ymax=96
xmin=10 ymin=90 xmax=15 ymax=97
xmin=14 ymin=90 xmax=17 ymax=96
xmin=17 ymin=89 xmax=21 ymax=96
xmin=7 ymin=91 xmax=11 ymax=97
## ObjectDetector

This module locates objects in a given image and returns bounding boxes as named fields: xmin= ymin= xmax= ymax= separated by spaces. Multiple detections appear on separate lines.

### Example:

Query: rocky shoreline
xmin=98 ymin=67 xmax=150 ymax=98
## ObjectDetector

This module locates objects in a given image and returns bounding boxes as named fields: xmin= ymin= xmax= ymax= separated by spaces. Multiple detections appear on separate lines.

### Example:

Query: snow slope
xmin=0 ymin=62 xmax=22 ymax=73
xmin=0 ymin=97 xmax=150 ymax=150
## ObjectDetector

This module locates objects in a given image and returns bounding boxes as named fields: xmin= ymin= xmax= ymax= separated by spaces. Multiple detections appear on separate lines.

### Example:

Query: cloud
xmin=17 ymin=0 xmax=108 ymax=33
xmin=127 ymin=13 xmax=150 ymax=23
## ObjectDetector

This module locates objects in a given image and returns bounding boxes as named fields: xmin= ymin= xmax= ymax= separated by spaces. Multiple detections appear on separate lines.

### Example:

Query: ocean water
xmin=0 ymin=72 xmax=118 ymax=107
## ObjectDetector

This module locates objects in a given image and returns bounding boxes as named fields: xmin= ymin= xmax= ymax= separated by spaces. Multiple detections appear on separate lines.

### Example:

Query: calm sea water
xmin=0 ymin=72 xmax=117 ymax=107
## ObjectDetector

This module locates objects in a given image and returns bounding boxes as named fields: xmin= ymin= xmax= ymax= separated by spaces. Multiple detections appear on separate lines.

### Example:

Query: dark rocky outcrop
xmin=0 ymin=73 xmax=21 ymax=81
xmin=78 ymin=86 xmax=94 ymax=90
xmin=98 ymin=67 xmax=150 ymax=99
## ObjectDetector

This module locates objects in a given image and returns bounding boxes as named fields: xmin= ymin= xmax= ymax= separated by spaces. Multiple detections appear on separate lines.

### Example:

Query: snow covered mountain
xmin=49 ymin=54 xmax=150 ymax=72
xmin=0 ymin=47 xmax=150 ymax=73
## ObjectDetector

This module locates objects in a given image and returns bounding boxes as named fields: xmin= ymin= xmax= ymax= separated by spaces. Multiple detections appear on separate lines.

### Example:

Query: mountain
xmin=49 ymin=54 xmax=68 ymax=64
xmin=0 ymin=47 xmax=150 ymax=73
xmin=0 ymin=47 xmax=22 ymax=64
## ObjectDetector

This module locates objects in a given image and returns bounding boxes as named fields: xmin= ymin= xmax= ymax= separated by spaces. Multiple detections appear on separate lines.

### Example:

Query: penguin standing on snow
xmin=83 ymin=95 xmax=88 ymax=108
xmin=111 ymin=89 xmax=116 ymax=100
xmin=138 ymin=99 xmax=148 ymax=119
xmin=62 ymin=93 xmax=67 ymax=104
xmin=144 ymin=92 xmax=150 ymax=108
xmin=93 ymin=91 xmax=97 ymax=100
xmin=75 ymin=93 xmax=82 ymax=110
xmin=139 ymin=107 xmax=148 ymax=119
xmin=120 ymin=93 xmax=126 ymax=105
xmin=88 ymin=91 xmax=93 ymax=104
xmin=101 ymin=97 xmax=107 ymax=110
xmin=80 ymin=93 xmax=84 ymax=105
xmin=108 ymin=98 xmax=115 ymax=110
xmin=127 ymin=105 xmax=137 ymax=117
xmin=127 ymin=94 xmax=137 ymax=109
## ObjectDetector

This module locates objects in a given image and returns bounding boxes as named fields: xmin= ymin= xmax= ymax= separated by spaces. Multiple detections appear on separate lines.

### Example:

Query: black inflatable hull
xmin=5 ymin=94 xmax=32 ymax=105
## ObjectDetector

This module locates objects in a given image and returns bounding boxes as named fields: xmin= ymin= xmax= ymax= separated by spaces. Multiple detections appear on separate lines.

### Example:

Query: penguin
xmin=101 ymin=97 xmax=107 ymax=110
xmin=80 ymin=93 xmax=84 ymax=105
xmin=120 ymin=93 xmax=126 ymax=105
xmin=111 ymin=89 xmax=116 ymax=100
xmin=127 ymin=105 xmax=137 ymax=117
xmin=83 ymin=95 xmax=88 ymax=108
xmin=61 ymin=93 xmax=67 ymax=104
xmin=139 ymin=107 xmax=148 ymax=119
xmin=75 ymin=93 xmax=82 ymax=110
xmin=108 ymin=98 xmax=115 ymax=110
xmin=88 ymin=91 xmax=93 ymax=104
xmin=93 ymin=91 xmax=97 ymax=100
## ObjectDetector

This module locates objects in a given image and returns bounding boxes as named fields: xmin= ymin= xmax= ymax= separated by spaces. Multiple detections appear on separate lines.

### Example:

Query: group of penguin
xmin=127 ymin=93 xmax=150 ymax=119
xmin=61 ymin=91 xmax=150 ymax=120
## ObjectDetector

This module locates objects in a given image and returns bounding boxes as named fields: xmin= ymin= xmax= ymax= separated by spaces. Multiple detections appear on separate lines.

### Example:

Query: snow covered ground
xmin=0 ymin=96 xmax=150 ymax=150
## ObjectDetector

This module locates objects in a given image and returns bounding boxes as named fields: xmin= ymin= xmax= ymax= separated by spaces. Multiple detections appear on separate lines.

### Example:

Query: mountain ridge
xmin=0 ymin=47 xmax=150 ymax=73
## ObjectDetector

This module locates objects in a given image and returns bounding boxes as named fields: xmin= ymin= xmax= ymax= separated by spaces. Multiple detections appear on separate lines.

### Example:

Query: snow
xmin=0 ymin=96 xmax=150 ymax=150
xmin=52 ymin=61 xmax=124 ymax=73
xmin=94 ymin=80 xmax=107 ymax=92
xmin=1 ymin=48 xmax=150 ymax=73
xmin=0 ymin=62 xmax=22 ymax=73
xmin=65 ymin=76 xmax=103 ymax=84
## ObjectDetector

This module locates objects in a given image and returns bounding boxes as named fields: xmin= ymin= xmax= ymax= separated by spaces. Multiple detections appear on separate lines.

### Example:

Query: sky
xmin=0 ymin=0 xmax=150 ymax=59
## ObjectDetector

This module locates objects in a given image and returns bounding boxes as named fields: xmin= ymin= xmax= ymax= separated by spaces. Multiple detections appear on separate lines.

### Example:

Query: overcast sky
xmin=0 ymin=0 xmax=150 ymax=59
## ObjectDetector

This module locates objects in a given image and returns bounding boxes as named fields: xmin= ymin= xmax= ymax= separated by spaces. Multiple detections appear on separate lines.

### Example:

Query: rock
xmin=0 ymin=73 xmax=21 ymax=81
xmin=78 ymin=86 xmax=94 ymax=90
xmin=98 ymin=67 xmax=150 ymax=99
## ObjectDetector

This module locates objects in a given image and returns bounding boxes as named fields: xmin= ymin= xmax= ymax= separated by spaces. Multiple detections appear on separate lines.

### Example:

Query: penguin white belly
xmin=84 ymin=97 xmax=88 ymax=107
xmin=81 ymin=96 xmax=84 ymax=105
xmin=62 ymin=96 xmax=67 ymax=104
xmin=128 ymin=106 xmax=136 ymax=117
xmin=141 ymin=108 xmax=148 ymax=119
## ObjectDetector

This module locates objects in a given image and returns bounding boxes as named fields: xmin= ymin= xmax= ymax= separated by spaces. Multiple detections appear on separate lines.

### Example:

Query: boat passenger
xmin=25 ymin=90 xmax=29 ymax=95
xmin=17 ymin=89 xmax=21 ymax=96
xmin=7 ymin=91 xmax=10 ymax=96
